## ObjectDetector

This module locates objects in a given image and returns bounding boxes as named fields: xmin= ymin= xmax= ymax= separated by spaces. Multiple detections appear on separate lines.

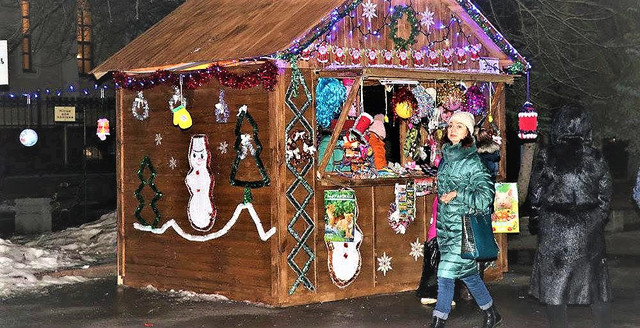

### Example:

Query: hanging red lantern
xmin=96 ymin=118 xmax=110 ymax=141
xmin=518 ymin=102 xmax=538 ymax=139
xmin=518 ymin=71 xmax=538 ymax=140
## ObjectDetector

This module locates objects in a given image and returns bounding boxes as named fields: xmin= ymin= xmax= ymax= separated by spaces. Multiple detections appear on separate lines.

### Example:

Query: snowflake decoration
xmin=362 ymin=0 xmax=377 ymax=26
xmin=154 ymin=133 xmax=162 ymax=146
xmin=420 ymin=9 xmax=435 ymax=31
xmin=169 ymin=157 xmax=177 ymax=170
xmin=377 ymin=252 xmax=393 ymax=276
xmin=218 ymin=141 xmax=228 ymax=154
xmin=410 ymin=238 xmax=424 ymax=261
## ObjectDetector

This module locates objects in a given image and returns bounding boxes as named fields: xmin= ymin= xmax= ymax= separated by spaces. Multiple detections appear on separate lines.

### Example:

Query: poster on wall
xmin=324 ymin=189 xmax=357 ymax=242
xmin=0 ymin=40 xmax=8 ymax=85
xmin=492 ymin=182 xmax=519 ymax=233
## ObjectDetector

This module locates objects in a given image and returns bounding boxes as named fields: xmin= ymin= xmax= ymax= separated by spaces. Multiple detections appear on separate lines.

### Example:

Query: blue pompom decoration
xmin=315 ymin=78 xmax=347 ymax=129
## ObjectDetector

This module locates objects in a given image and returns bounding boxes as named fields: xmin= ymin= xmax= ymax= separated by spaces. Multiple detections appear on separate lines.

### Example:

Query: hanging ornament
xmin=19 ymin=128 xmax=38 ymax=147
xmin=442 ymin=48 xmax=454 ymax=66
xmin=462 ymin=85 xmax=487 ymax=115
xmin=215 ymin=89 xmax=230 ymax=123
xmin=428 ymin=49 xmax=439 ymax=67
xmin=437 ymin=81 xmax=466 ymax=112
xmin=518 ymin=71 xmax=538 ymax=140
xmin=169 ymin=77 xmax=192 ymax=130
xmin=391 ymin=86 xmax=418 ymax=120
xmin=96 ymin=118 xmax=110 ymax=141
xmin=469 ymin=44 xmax=482 ymax=62
xmin=411 ymin=85 xmax=435 ymax=125
xmin=456 ymin=47 xmax=467 ymax=64
xmin=132 ymin=91 xmax=150 ymax=121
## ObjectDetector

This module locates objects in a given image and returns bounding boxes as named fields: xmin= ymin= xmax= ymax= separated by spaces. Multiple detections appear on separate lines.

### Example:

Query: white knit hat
xmin=448 ymin=111 xmax=475 ymax=136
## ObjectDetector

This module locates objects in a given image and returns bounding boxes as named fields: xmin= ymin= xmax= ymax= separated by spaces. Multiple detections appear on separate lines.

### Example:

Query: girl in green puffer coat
xmin=429 ymin=111 xmax=501 ymax=328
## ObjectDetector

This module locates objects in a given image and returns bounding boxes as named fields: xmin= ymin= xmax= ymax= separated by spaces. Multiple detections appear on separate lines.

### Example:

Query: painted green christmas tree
xmin=134 ymin=156 xmax=163 ymax=228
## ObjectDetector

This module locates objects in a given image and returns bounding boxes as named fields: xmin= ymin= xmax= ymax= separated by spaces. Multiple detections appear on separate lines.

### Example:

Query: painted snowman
xmin=185 ymin=134 xmax=216 ymax=231
xmin=327 ymin=224 xmax=363 ymax=288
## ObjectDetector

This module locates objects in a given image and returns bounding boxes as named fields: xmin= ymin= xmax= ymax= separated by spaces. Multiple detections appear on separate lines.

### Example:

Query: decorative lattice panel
xmin=284 ymin=64 xmax=315 ymax=295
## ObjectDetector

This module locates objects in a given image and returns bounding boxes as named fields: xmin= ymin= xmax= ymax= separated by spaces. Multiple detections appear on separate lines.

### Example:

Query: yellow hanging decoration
xmin=172 ymin=104 xmax=193 ymax=129
xmin=395 ymin=101 xmax=413 ymax=119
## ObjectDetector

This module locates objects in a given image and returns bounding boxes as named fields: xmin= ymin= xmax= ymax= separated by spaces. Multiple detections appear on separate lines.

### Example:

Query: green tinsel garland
xmin=134 ymin=155 xmax=163 ymax=228
xmin=229 ymin=107 xmax=270 ymax=190
xmin=389 ymin=5 xmax=419 ymax=51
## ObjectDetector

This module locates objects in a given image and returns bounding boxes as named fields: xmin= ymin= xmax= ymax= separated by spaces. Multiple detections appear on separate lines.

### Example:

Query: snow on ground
xmin=0 ymin=211 xmax=116 ymax=298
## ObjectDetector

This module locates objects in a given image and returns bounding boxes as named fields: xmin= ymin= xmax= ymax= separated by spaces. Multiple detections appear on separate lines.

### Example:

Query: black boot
xmin=429 ymin=316 xmax=446 ymax=328
xmin=482 ymin=305 xmax=502 ymax=328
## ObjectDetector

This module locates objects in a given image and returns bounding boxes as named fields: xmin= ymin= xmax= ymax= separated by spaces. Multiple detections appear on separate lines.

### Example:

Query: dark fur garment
xmin=528 ymin=104 xmax=613 ymax=305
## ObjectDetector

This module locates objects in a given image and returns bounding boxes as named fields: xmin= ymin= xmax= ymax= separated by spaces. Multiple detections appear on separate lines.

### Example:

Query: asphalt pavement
xmin=2 ymin=227 xmax=639 ymax=328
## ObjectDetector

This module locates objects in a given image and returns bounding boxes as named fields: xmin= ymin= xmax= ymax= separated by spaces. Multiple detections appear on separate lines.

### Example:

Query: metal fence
xmin=0 ymin=96 xmax=115 ymax=127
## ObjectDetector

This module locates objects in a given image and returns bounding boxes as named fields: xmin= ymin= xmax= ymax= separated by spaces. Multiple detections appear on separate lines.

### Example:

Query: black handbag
xmin=460 ymin=211 xmax=499 ymax=260
xmin=416 ymin=238 xmax=440 ymax=297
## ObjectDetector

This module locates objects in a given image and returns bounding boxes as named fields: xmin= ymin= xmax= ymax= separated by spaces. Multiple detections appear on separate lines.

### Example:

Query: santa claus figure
xmin=334 ymin=46 xmax=346 ymax=65
xmin=428 ymin=50 xmax=440 ymax=67
xmin=413 ymin=50 xmax=425 ymax=67
xmin=469 ymin=43 xmax=482 ymax=61
xmin=383 ymin=49 xmax=394 ymax=66
xmin=350 ymin=48 xmax=362 ymax=65
xmin=317 ymin=42 xmax=329 ymax=63
xmin=442 ymin=48 xmax=454 ymax=66
xmin=398 ymin=50 xmax=409 ymax=67
xmin=456 ymin=47 xmax=467 ymax=64
xmin=366 ymin=49 xmax=378 ymax=65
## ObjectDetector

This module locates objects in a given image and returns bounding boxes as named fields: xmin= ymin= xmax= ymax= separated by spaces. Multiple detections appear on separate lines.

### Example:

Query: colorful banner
xmin=492 ymin=182 xmax=519 ymax=233
xmin=324 ymin=189 xmax=357 ymax=242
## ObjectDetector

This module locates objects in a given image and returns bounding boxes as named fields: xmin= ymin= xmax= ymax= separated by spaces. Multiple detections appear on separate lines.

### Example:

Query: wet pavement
xmin=2 ymin=230 xmax=640 ymax=328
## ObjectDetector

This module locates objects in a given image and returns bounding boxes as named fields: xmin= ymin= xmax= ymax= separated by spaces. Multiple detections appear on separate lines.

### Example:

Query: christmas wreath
xmin=389 ymin=5 xmax=419 ymax=51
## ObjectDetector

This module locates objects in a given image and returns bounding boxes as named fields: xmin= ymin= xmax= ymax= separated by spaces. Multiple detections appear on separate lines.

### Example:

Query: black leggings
xmin=546 ymin=302 xmax=611 ymax=328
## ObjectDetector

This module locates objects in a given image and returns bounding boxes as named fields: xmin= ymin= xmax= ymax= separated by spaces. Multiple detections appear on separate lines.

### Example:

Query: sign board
xmin=0 ymin=40 xmax=8 ymax=85
xmin=479 ymin=57 xmax=500 ymax=74
xmin=54 ymin=106 xmax=76 ymax=122
xmin=492 ymin=182 xmax=520 ymax=233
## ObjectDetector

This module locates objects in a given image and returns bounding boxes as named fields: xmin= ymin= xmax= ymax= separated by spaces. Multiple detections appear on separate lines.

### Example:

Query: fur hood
xmin=476 ymin=140 xmax=500 ymax=154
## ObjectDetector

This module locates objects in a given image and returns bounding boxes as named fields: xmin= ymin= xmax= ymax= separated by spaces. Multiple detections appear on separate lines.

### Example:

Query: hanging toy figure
xmin=96 ymin=118 xmax=110 ymax=141
xmin=185 ymin=134 xmax=216 ymax=231
xmin=215 ymin=89 xmax=230 ymax=123
xmin=368 ymin=114 xmax=387 ymax=169
xmin=169 ymin=79 xmax=192 ymax=129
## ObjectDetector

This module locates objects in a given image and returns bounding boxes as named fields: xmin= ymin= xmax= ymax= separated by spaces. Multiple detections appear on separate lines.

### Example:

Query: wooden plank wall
xmin=300 ymin=0 xmax=502 ymax=70
xmin=118 ymin=66 xmax=276 ymax=304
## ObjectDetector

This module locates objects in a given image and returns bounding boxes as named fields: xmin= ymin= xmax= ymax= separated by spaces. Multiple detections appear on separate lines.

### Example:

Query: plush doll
xmin=368 ymin=114 xmax=387 ymax=170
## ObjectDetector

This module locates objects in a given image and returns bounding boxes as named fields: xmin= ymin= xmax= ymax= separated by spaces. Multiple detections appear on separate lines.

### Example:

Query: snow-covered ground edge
xmin=0 ymin=211 xmax=116 ymax=299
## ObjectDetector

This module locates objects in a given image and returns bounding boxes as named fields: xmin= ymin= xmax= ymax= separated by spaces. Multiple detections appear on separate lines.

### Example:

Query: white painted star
xmin=362 ymin=0 xmax=377 ymax=25
xmin=169 ymin=157 xmax=177 ymax=170
xmin=218 ymin=141 xmax=228 ymax=154
xmin=420 ymin=9 xmax=435 ymax=31
xmin=410 ymin=238 xmax=424 ymax=261
xmin=154 ymin=133 xmax=162 ymax=146
xmin=377 ymin=252 xmax=393 ymax=276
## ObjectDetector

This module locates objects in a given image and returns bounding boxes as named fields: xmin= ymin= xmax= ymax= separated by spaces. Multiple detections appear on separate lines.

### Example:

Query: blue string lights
xmin=1 ymin=82 xmax=112 ymax=101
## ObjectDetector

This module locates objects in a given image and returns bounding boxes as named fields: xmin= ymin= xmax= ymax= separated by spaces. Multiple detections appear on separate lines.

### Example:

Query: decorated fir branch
xmin=389 ymin=5 xmax=420 ymax=51
xmin=134 ymin=155 xmax=163 ymax=228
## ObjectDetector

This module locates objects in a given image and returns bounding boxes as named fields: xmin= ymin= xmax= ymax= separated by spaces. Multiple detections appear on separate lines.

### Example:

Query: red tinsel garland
xmin=113 ymin=62 xmax=279 ymax=92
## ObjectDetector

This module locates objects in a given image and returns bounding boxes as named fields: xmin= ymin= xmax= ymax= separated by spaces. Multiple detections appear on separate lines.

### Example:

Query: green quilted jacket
xmin=436 ymin=142 xmax=495 ymax=279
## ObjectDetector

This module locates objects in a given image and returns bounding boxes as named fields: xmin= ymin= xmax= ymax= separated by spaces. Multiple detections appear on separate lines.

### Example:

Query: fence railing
xmin=0 ymin=96 xmax=115 ymax=127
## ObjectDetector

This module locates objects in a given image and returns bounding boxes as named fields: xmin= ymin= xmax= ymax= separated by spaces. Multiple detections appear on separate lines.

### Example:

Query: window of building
xmin=21 ymin=0 xmax=32 ymax=72
xmin=76 ymin=0 xmax=92 ymax=74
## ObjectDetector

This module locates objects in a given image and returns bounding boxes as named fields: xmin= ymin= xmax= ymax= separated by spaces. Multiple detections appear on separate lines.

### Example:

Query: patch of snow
xmin=0 ymin=211 xmax=116 ymax=299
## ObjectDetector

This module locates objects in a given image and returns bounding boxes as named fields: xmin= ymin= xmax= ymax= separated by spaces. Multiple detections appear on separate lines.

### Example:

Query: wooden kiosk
xmin=93 ymin=0 xmax=529 ymax=307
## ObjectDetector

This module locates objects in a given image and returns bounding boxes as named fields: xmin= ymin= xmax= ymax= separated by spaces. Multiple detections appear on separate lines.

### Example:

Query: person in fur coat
xmin=528 ymin=104 xmax=613 ymax=328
